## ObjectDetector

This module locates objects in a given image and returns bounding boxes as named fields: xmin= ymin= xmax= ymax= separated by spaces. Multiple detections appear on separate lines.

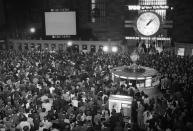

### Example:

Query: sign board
xmin=109 ymin=95 xmax=133 ymax=117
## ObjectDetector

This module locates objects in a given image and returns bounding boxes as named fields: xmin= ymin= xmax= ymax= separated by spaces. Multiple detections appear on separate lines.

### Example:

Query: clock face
xmin=136 ymin=12 xmax=161 ymax=36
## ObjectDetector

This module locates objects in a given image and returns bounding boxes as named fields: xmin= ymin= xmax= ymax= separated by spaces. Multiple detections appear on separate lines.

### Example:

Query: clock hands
xmin=146 ymin=18 xmax=155 ymax=26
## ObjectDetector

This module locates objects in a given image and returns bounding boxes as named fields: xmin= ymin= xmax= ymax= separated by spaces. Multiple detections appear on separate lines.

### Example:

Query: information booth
xmin=111 ymin=65 xmax=159 ymax=88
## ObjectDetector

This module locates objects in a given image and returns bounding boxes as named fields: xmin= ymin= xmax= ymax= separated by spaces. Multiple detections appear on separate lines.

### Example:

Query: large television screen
xmin=45 ymin=12 xmax=76 ymax=36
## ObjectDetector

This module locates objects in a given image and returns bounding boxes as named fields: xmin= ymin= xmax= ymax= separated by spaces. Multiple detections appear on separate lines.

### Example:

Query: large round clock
xmin=136 ymin=12 xmax=161 ymax=36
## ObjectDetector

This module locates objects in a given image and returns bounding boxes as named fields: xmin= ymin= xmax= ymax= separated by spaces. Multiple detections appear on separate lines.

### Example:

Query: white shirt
xmin=42 ymin=102 xmax=52 ymax=112
xmin=41 ymin=95 xmax=48 ymax=102
xmin=62 ymin=93 xmax=70 ymax=101
xmin=51 ymin=128 xmax=59 ymax=131
xmin=49 ymin=87 xmax=55 ymax=94
xmin=81 ymin=113 xmax=86 ymax=121
xmin=37 ymin=84 xmax=42 ymax=90
xmin=82 ymin=97 xmax=86 ymax=103
xmin=38 ymin=126 xmax=45 ymax=131
xmin=36 ymin=62 xmax=39 ymax=66
xmin=102 ymin=94 xmax=108 ymax=102
xmin=33 ymin=78 xmax=38 ymax=84
xmin=0 ymin=128 xmax=5 ymax=131
xmin=143 ymin=111 xmax=152 ymax=125
xmin=144 ymin=98 xmax=150 ymax=105
xmin=91 ymin=87 xmax=95 ymax=92
xmin=42 ymin=120 xmax=53 ymax=129
xmin=24 ymin=113 xmax=30 ymax=118
xmin=72 ymin=99 xmax=78 ymax=107
xmin=26 ymin=102 xmax=30 ymax=109
xmin=86 ymin=116 xmax=92 ymax=121
xmin=64 ymin=119 xmax=70 ymax=124
xmin=27 ymin=117 xmax=34 ymax=126
xmin=70 ymin=94 xmax=75 ymax=99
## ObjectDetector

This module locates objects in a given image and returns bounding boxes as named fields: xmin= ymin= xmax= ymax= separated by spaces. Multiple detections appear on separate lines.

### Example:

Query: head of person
xmin=42 ymin=108 xmax=46 ymax=113
xmin=23 ymin=126 xmax=29 ymax=131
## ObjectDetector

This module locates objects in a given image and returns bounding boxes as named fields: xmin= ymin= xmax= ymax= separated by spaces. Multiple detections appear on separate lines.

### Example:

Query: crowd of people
xmin=0 ymin=46 xmax=192 ymax=131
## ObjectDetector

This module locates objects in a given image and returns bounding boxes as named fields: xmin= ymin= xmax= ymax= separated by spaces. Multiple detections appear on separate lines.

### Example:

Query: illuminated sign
xmin=128 ymin=5 xmax=169 ymax=10
xmin=177 ymin=48 xmax=185 ymax=56
xmin=145 ymin=77 xmax=152 ymax=87
xmin=128 ymin=5 xmax=140 ymax=10
xmin=109 ymin=95 xmax=133 ymax=117
xmin=125 ymin=36 xmax=171 ymax=41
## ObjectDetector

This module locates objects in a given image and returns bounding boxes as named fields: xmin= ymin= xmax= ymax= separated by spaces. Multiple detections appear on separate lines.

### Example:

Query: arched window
xmin=51 ymin=44 xmax=56 ymax=51
xmin=59 ymin=44 xmax=64 ymax=51
xmin=91 ymin=45 xmax=96 ymax=52
xmin=44 ymin=43 xmax=49 ymax=50
xmin=24 ymin=43 xmax=28 ymax=50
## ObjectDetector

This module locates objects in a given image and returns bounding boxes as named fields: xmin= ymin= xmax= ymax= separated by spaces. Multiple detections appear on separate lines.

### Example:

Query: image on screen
xmin=45 ymin=12 xmax=76 ymax=36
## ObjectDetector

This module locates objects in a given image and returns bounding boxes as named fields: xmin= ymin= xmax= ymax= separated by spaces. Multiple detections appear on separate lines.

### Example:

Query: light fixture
xmin=67 ymin=41 xmax=73 ymax=46
xmin=30 ymin=27 xmax=36 ymax=33
xmin=112 ymin=46 xmax=118 ymax=53
xmin=103 ymin=46 xmax=109 ymax=52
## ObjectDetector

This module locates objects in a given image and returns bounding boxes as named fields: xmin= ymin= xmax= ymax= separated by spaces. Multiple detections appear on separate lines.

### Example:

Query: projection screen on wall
xmin=45 ymin=12 xmax=76 ymax=36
